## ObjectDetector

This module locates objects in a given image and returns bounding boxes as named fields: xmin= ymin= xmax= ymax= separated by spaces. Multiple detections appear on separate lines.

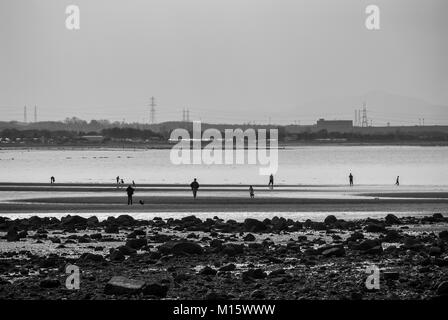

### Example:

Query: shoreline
xmin=0 ymin=213 xmax=447 ymax=299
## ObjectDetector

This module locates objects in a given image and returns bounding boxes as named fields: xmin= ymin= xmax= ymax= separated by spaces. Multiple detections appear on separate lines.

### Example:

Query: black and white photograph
xmin=1 ymin=0 xmax=448 ymax=316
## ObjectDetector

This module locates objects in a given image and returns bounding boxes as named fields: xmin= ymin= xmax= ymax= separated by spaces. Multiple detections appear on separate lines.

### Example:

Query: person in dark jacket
xmin=190 ymin=178 xmax=200 ymax=199
xmin=126 ymin=185 xmax=135 ymax=205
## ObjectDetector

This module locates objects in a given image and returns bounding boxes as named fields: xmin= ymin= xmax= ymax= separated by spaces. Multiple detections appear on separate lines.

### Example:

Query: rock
xmin=205 ymin=291 xmax=228 ymax=300
xmin=222 ymin=243 xmax=244 ymax=256
xmin=158 ymin=241 xmax=203 ymax=255
xmin=365 ymin=223 xmax=386 ymax=233
xmin=385 ymin=214 xmax=401 ymax=225
xmin=105 ymin=225 xmax=119 ymax=234
xmin=116 ymin=245 xmax=137 ymax=256
xmin=365 ymin=246 xmax=383 ymax=255
xmin=250 ymin=289 xmax=266 ymax=299
xmin=269 ymin=269 xmax=286 ymax=277
xmin=383 ymin=271 xmax=400 ymax=280
xmin=243 ymin=218 xmax=267 ymax=232
xmin=242 ymin=268 xmax=267 ymax=280
xmin=6 ymin=229 xmax=19 ymax=242
xmin=199 ymin=266 xmax=217 ymax=276
xmin=243 ymin=233 xmax=256 ymax=242
xmin=355 ymin=239 xmax=382 ymax=251
xmin=218 ymin=263 xmax=236 ymax=272
xmin=61 ymin=215 xmax=87 ymax=227
xmin=436 ymin=281 xmax=448 ymax=296
xmin=322 ymin=246 xmax=345 ymax=257
xmin=142 ymin=283 xmax=169 ymax=298
xmin=433 ymin=213 xmax=444 ymax=220
xmin=115 ymin=215 xmax=136 ymax=226
xmin=125 ymin=238 xmax=148 ymax=250
xmin=347 ymin=232 xmax=364 ymax=242
xmin=429 ymin=246 xmax=442 ymax=256
xmin=90 ymin=233 xmax=102 ymax=240
xmin=40 ymin=278 xmax=60 ymax=288
xmin=109 ymin=249 xmax=125 ymax=261
xmin=383 ymin=230 xmax=401 ymax=242
xmin=79 ymin=253 xmax=104 ymax=263
xmin=104 ymin=276 xmax=145 ymax=295
xmin=86 ymin=216 xmax=99 ymax=226
xmin=209 ymin=239 xmax=223 ymax=250
xmin=324 ymin=215 xmax=338 ymax=225
xmin=439 ymin=231 xmax=448 ymax=240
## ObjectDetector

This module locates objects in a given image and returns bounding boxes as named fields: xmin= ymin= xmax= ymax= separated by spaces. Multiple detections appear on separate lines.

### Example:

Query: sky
xmin=0 ymin=0 xmax=447 ymax=125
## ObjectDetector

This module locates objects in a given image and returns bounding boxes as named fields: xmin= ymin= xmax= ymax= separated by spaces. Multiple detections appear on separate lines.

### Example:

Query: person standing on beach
xmin=126 ymin=185 xmax=135 ymax=205
xmin=395 ymin=176 xmax=400 ymax=186
xmin=50 ymin=176 xmax=55 ymax=184
xmin=249 ymin=185 xmax=254 ymax=198
xmin=190 ymin=178 xmax=200 ymax=199
xmin=116 ymin=176 xmax=120 ymax=188
xmin=349 ymin=173 xmax=354 ymax=186
xmin=268 ymin=174 xmax=274 ymax=190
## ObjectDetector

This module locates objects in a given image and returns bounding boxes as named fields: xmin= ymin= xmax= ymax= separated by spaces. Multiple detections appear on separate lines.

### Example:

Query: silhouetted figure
xmin=50 ymin=176 xmax=55 ymax=184
xmin=190 ymin=178 xmax=200 ymax=199
xmin=132 ymin=180 xmax=136 ymax=188
xmin=268 ymin=174 xmax=274 ymax=190
xmin=121 ymin=179 xmax=124 ymax=185
xmin=349 ymin=173 xmax=354 ymax=186
xmin=249 ymin=185 xmax=254 ymax=198
xmin=395 ymin=176 xmax=400 ymax=186
xmin=126 ymin=185 xmax=135 ymax=205
xmin=116 ymin=176 xmax=120 ymax=188
xmin=139 ymin=200 xmax=144 ymax=205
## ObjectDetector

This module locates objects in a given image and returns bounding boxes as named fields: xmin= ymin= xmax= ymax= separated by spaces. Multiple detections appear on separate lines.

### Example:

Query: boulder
xmin=61 ymin=215 xmax=87 ymax=227
xmin=218 ymin=263 xmax=236 ymax=272
xmin=105 ymin=224 xmax=119 ymax=234
xmin=115 ymin=215 xmax=136 ymax=226
xmin=222 ymin=243 xmax=244 ymax=256
xmin=79 ymin=253 xmax=104 ymax=263
xmin=199 ymin=266 xmax=217 ymax=276
xmin=365 ymin=223 xmax=386 ymax=233
xmin=104 ymin=276 xmax=145 ymax=295
xmin=109 ymin=248 xmax=125 ymax=261
xmin=40 ymin=278 xmax=60 ymax=288
xmin=243 ymin=218 xmax=267 ymax=232
xmin=385 ymin=214 xmax=401 ymax=225
xmin=125 ymin=238 xmax=148 ymax=250
xmin=436 ymin=281 xmax=448 ymax=296
xmin=242 ymin=268 xmax=267 ymax=280
xmin=439 ymin=231 xmax=448 ymax=240
xmin=6 ymin=229 xmax=19 ymax=242
xmin=158 ymin=241 xmax=203 ymax=255
xmin=322 ymin=246 xmax=346 ymax=257
xmin=324 ymin=215 xmax=338 ymax=225
xmin=243 ymin=233 xmax=256 ymax=242
xmin=142 ymin=283 xmax=169 ymax=298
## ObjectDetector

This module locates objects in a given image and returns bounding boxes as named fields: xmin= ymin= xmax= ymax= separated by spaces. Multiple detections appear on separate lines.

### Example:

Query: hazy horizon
xmin=1 ymin=0 xmax=448 ymax=125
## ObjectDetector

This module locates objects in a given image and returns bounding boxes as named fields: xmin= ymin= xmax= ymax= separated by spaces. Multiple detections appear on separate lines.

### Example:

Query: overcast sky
xmin=1 ymin=0 xmax=447 ymax=124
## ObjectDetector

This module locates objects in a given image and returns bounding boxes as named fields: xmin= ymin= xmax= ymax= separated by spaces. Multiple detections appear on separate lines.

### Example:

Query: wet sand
xmin=1 ymin=183 xmax=448 ymax=218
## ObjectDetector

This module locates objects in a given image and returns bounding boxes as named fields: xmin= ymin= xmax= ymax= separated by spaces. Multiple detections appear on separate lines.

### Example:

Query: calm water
xmin=0 ymin=146 xmax=447 ymax=185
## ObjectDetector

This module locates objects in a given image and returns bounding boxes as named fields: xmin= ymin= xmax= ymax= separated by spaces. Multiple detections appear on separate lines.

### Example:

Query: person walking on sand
xmin=395 ymin=176 xmax=400 ymax=186
xmin=349 ymin=172 xmax=354 ymax=186
xmin=249 ymin=185 xmax=254 ymax=198
xmin=126 ymin=185 xmax=135 ymax=205
xmin=268 ymin=174 xmax=274 ymax=190
xmin=116 ymin=176 xmax=120 ymax=188
xmin=190 ymin=178 xmax=200 ymax=199
xmin=50 ymin=176 xmax=55 ymax=184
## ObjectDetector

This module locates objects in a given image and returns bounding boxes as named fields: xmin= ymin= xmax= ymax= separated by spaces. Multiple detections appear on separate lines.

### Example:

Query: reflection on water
xmin=1 ymin=146 xmax=448 ymax=185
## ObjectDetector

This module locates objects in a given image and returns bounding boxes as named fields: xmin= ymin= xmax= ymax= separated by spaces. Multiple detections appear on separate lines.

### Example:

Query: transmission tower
xmin=182 ymin=108 xmax=186 ymax=122
xmin=149 ymin=97 xmax=156 ymax=124
xmin=23 ymin=106 xmax=27 ymax=123
xmin=186 ymin=109 xmax=190 ymax=122
xmin=361 ymin=102 xmax=368 ymax=127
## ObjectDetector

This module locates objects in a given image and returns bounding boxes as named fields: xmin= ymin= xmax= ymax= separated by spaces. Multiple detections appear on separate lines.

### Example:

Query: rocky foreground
xmin=1 ymin=213 xmax=448 ymax=300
